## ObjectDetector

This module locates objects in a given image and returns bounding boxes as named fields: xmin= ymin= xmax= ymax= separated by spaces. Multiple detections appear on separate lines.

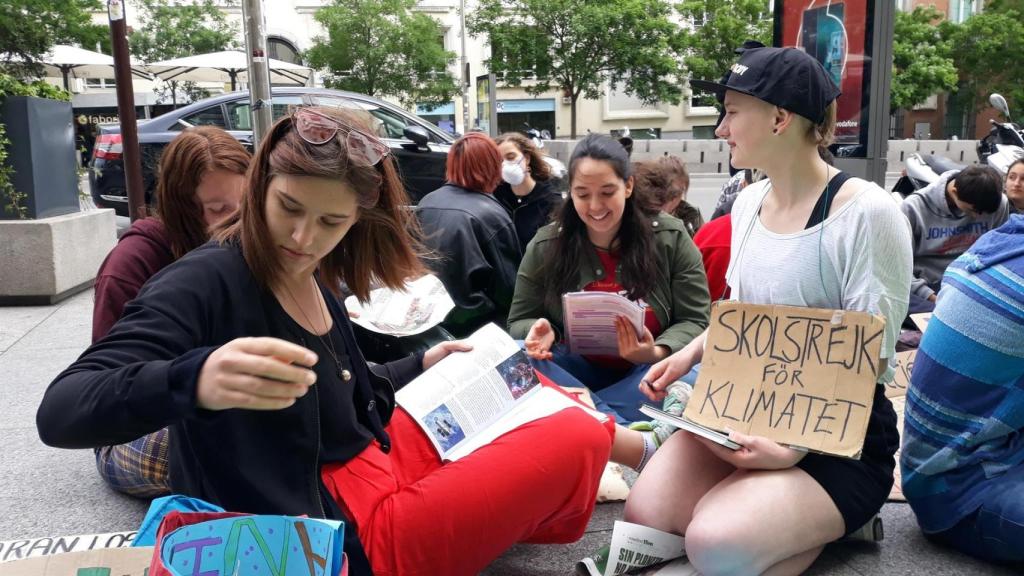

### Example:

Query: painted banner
xmin=158 ymin=517 xmax=344 ymax=576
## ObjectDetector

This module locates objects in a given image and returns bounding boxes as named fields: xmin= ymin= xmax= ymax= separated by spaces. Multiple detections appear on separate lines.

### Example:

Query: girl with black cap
xmin=624 ymin=44 xmax=913 ymax=574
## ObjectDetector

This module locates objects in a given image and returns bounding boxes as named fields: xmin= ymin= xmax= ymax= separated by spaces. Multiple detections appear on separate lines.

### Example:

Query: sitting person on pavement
xmin=493 ymin=132 xmax=563 ymax=255
xmin=417 ymin=133 xmax=522 ymax=338
xmin=1004 ymin=158 xmax=1024 ymax=214
xmin=625 ymin=44 xmax=912 ymax=575
xmin=38 ymin=106 xmax=658 ymax=576
xmin=900 ymin=164 xmax=1009 ymax=312
xmin=633 ymin=156 xmax=704 ymax=237
xmin=91 ymin=126 xmax=249 ymax=497
xmin=901 ymin=214 xmax=1024 ymax=566
xmin=508 ymin=134 xmax=710 ymax=424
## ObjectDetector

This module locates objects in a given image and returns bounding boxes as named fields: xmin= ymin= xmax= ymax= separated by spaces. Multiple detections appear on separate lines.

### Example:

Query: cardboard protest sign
xmin=0 ymin=546 xmax=152 ymax=576
xmin=886 ymin=350 xmax=917 ymax=399
xmin=0 ymin=533 xmax=136 ymax=564
xmin=888 ymin=395 xmax=907 ymax=501
xmin=684 ymin=302 xmax=886 ymax=458
xmin=157 ymin=516 xmax=344 ymax=576
xmin=910 ymin=313 xmax=931 ymax=332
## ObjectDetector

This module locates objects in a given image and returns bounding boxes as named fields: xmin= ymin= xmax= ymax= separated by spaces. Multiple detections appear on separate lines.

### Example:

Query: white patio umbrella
xmin=40 ymin=45 xmax=150 ymax=90
xmin=146 ymin=50 xmax=312 ymax=91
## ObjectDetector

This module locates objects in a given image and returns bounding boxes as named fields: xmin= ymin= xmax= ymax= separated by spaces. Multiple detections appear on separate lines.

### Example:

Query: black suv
xmin=89 ymin=88 xmax=454 ymax=216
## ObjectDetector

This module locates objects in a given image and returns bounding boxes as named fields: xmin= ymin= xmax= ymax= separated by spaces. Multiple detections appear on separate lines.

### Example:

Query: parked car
xmin=91 ymin=88 xmax=566 ymax=217
xmin=90 ymin=88 xmax=458 ymax=217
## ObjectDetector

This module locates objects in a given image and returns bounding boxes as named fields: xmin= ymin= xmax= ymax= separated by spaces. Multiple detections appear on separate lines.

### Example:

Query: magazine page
xmin=639 ymin=405 xmax=741 ymax=450
xmin=396 ymin=324 xmax=543 ymax=459
xmin=562 ymin=292 xmax=645 ymax=356
xmin=444 ymin=386 xmax=607 ymax=461
xmin=577 ymin=521 xmax=687 ymax=576
xmin=343 ymin=274 xmax=454 ymax=336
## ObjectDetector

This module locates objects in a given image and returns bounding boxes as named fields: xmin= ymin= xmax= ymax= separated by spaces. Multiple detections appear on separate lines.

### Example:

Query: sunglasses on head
xmin=292 ymin=107 xmax=390 ymax=167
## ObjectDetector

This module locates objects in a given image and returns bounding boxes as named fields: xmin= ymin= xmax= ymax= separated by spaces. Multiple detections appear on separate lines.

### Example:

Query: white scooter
xmin=892 ymin=93 xmax=1024 ymax=198
xmin=977 ymin=93 xmax=1024 ymax=176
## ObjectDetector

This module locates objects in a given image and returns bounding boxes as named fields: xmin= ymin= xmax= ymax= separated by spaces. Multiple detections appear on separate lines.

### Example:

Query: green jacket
xmin=508 ymin=213 xmax=710 ymax=354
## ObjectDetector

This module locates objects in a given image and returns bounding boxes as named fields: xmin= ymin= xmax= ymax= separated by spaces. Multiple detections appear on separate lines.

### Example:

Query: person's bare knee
xmin=685 ymin=514 xmax=760 ymax=576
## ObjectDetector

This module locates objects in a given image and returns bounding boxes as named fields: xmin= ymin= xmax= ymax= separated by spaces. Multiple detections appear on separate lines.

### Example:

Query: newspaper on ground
xmin=562 ymin=292 xmax=645 ymax=356
xmin=577 ymin=521 xmax=687 ymax=576
xmin=343 ymin=274 xmax=454 ymax=337
xmin=396 ymin=323 xmax=608 ymax=461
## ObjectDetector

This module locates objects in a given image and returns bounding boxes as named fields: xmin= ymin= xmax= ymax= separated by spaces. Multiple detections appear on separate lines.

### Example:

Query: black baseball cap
xmin=690 ymin=42 xmax=841 ymax=125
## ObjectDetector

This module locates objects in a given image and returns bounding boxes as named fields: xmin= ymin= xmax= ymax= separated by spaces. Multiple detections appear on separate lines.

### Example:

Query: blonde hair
xmin=807 ymin=101 xmax=838 ymax=147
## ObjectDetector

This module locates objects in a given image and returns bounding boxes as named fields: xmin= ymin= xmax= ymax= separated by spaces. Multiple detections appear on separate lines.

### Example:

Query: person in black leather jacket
xmin=417 ymin=132 xmax=522 ymax=338
xmin=37 ymin=107 xmax=615 ymax=576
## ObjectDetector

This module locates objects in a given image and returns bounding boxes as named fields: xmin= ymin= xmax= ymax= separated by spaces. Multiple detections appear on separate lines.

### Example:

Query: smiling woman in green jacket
xmin=507 ymin=134 xmax=710 ymax=423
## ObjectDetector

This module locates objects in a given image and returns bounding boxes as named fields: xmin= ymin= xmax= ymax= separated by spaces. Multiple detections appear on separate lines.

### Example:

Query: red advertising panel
xmin=774 ymin=0 xmax=874 ymax=156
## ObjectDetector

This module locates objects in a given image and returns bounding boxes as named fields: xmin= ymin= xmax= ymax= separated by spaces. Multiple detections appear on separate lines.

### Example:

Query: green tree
xmin=469 ymin=0 xmax=682 ymax=139
xmin=0 ymin=0 xmax=108 ymax=79
xmin=673 ymin=0 xmax=771 ymax=107
xmin=942 ymin=10 xmax=1024 ymax=114
xmin=307 ymin=0 xmax=459 ymax=108
xmin=129 ymin=0 xmax=239 ymax=106
xmin=985 ymin=0 xmax=1024 ymax=14
xmin=890 ymin=6 xmax=958 ymax=112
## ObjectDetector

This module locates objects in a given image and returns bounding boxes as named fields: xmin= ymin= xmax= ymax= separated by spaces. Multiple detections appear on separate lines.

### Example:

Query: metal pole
xmin=242 ymin=0 xmax=273 ymax=146
xmin=867 ymin=0 xmax=896 ymax=186
xmin=107 ymin=0 xmax=146 ymax=222
xmin=460 ymin=0 xmax=470 ymax=134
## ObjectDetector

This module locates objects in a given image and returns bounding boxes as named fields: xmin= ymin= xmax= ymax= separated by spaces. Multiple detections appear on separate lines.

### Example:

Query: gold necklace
xmin=282 ymin=277 xmax=350 ymax=382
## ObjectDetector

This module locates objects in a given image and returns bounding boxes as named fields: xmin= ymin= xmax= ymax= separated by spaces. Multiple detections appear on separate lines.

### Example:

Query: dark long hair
xmin=544 ymin=134 xmax=658 ymax=310
xmin=214 ymin=107 xmax=425 ymax=301
xmin=156 ymin=126 xmax=250 ymax=259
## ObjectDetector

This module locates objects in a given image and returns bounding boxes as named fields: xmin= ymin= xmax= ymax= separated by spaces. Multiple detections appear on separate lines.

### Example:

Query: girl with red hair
xmin=417 ymin=132 xmax=522 ymax=337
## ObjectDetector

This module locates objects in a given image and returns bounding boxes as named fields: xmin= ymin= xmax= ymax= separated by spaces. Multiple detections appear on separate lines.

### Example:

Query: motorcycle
xmin=891 ymin=152 xmax=966 ymax=198
xmin=891 ymin=93 xmax=1024 ymax=198
xmin=523 ymin=122 xmax=551 ymax=150
xmin=520 ymin=122 xmax=567 ymax=184
xmin=977 ymin=93 xmax=1024 ymax=176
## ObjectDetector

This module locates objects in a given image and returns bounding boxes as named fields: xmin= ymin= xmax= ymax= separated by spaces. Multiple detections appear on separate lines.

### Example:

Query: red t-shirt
xmin=582 ymin=249 xmax=662 ymax=369
xmin=693 ymin=215 xmax=732 ymax=301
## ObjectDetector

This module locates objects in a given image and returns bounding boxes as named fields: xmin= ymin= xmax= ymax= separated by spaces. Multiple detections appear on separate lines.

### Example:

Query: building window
xmin=949 ymin=0 xmax=977 ymax=23
xmin=604 ymin=84 xmax=669 ymax=120
xmin=85 ymin=78 xmax=115 ymax=89
xmin=267 ymin=37 xmax=301 ymax=65
xmin=490 ymin=28 xmax=550 ymax=82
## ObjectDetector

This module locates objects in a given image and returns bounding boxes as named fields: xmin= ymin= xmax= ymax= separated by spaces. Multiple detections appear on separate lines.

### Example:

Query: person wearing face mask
xmin=1005 ymin=158 xmax=1024 ymax=213
xmin=493 ymin=132 xmax=563 ymax=255
xmin=90 ymin=126 xmax=250 ymax=498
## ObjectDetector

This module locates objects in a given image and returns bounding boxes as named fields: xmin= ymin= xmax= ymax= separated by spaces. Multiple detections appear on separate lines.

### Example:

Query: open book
xmin=639 ymin=405 xmax=741 ymax=451
xmin=396 ymin=323 xmax=608 ymax=461
xmin=562 ymin=291 xmax=645 ymax=356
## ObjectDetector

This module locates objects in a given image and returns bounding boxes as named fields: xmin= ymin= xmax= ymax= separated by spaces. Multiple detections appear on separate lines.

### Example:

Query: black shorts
xmin=796 ymin=384 xmax=899 ymax=535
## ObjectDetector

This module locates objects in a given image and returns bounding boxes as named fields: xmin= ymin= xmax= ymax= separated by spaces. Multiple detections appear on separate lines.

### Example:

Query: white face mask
xmin=501 ymin=158 xmax=526 ymax=186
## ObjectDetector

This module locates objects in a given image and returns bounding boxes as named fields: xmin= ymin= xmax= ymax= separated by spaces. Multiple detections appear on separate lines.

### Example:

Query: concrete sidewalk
xmin=0 ymin=291 xmax=1014 ymax=575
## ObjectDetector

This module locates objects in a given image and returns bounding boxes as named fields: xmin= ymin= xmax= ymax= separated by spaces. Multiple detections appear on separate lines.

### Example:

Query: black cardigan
xmin=36 ymin=241 xmax=422 ymax=575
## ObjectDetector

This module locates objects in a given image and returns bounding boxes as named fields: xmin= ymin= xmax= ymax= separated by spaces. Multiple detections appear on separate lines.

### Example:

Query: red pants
xmin=321 ymin=403 xmax=615 ymax=576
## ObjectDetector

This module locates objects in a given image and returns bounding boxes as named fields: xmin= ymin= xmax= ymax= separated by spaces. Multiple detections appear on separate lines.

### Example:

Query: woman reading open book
xmin=507 ymin=133 xmax=710 ymax=423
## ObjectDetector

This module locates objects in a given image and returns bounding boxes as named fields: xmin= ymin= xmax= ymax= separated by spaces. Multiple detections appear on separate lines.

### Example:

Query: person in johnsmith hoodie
xmin=899 ymin=165 xmax=1009 ymax=313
